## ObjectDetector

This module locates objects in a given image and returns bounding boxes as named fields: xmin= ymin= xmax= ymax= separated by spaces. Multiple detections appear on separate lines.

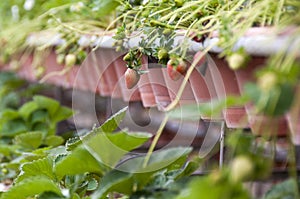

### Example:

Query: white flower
xmin=24 ymin=0 xmax=35 ymax=11
xmin=11 ymin=5 xmax=19 ymax=21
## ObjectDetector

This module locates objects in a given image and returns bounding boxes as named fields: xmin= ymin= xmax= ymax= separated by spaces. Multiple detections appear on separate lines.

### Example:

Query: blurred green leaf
xmin=92 ymin=147 xmax=192 ymax=198
xmin=1 ymin=119 xmax=28 ymax=137
xmin=14 ymin=131 xmax=44 ymax=149
xmin=51 ymin=106 xmax=73 ymax=123
xmin=244 ymin=83 xmax=294 ymax=116
xmin=91 ymin=0 xmax=120 ymax=16
xmin=98 ymin=106 xmax=128 ymax=133
xmin=168 ymin=96 xmax=248 ymax=120
xmin=176 ymin=176 xmax=250 ymax=199
xmin=44 ymin=135 xmax=64 ymax=147
xmin=87 ymin=178 xmax=98 ymax=191
xmin=0 ymin=109 xmax=19 ymax=122
xmin=38 ymin=192 xmax=67 ymax=199
xmin=29 ymin=109 xmax=49 ymax=124
xmin=118 ymin=147 xmax=192 ymax=174
xmin=18 ymin=101 xmax=39 ymax=120
xmin=264 ymin=179 xmax=298 ymax=199
xmin=84 ymin=131 xmax=151 ymax=167
xmin=33 ymin=95 xmax=60 ymax=118
xmin=91 ymin=170 xmax=133 ymax=198
xmin=54 ymin=145 xmax=104 ymax=180
xmin=0 ymin=176 xmax=62 ymax=199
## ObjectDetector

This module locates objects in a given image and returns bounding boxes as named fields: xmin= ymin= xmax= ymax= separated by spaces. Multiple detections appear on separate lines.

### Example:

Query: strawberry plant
xmin=1 ymin=103 xmax=280 ymax=199
xmin=0 ymin=107 xmax=198 ymax=199
xmin=0 ymin=72 xmax=73 ymax=185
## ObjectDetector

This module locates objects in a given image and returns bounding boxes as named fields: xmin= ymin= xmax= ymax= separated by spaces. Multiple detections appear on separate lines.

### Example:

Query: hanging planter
xmin=147 ymin=67 xmax=172 ymax=111
xmin=207 ymin=53 xmax=248 ymax=128
xmin=247 ymin=111 xmax=288 ymax=137
xmin=188 ymin=59 xmax=222 ymax=121
xmin=286 ymin=86 xmax=300 ymax=144
xmin=137 ymin=57 xmax=157 ymax=107
xmin=161 ymin=67 xmax=196 ymax=105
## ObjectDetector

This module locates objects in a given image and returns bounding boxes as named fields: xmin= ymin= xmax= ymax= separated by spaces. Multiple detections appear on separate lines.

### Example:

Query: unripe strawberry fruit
xmin=56 ymin=54 xmax=65 ymax=65
xmin=230 ymin=155 xmax=253 ymax=183
xmin=65 ymin=54 xmax=76 ymax=67
xmin=123 ymin=53 xmax=131 ymax=62
xmin=226 ymin=53 xmax=246 ymax=70
xmin=34 ymin=66 xmax=45 ymax=78
xmin=158 ymin=48 xmax=168 ymax=60
xmin=258 ymin=72 xmax=277 ymax=92
xmin=125 ymin=68 xmax=140 ymax=89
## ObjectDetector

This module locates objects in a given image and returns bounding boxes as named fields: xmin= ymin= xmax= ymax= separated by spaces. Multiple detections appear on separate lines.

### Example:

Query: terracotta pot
xmin=67 ymin=66 xmax=81 ymax=91
xmin=207 ymin=53 xmax=248 ymax=128
xmin=137 ymin=57 xmax=156 ymax=107
xmin=110 ymin=56 xmax=128 ymax=99
xmin=248 ymin=114 xmax=288 ymax=137
xmin=286 ymin=86 xmax=300 ymax=144
xmin=75 ymin=48 xmax=115 ymax=96
xmin=42 ymin=51 xmax=73 ymax=89
xmin=161 ymin=68 xmax=196 ymax=105
xmin=244 ymin=103 xmax=288 ymax=136
xmin=188 ymin=61 xmax=222 ymax=120
xmin=224 ymin=108 xmax=248 ymax=129
xmin=11 ymin=53 xmax=36 ymax=82
xmin=147 ymin=66 xmax=171 ymax=111
xmin=188 ymin=66 xmax=212 ymax=103
xmin=95 ymin=49 xmax=121 ymax=97
xmin=233 ymin=56 xmax=290 ymax=135
xmin=234 ymin=57 xmax=266 ymax=94
xmin=287 ymin=113 xmax=300 ymax=144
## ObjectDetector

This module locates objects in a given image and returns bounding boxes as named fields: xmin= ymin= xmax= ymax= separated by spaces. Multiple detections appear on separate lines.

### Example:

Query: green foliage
xmin=54 ymin=145 xmax=104 ymax=179
xmin=264 ymin=179 xmax=299 ymax=199
xmin=15 ymin=157 xmax=56 ymax=183
xmin=0 ymin=176 xmax=62 ymax=199
xmin=0 ymin=106 xmax=198 ymax=199
xmin=168 ymin=96 xmax=248 ymax=120
xmin=98 ymin=106 xmax=128 ymax=133
xmin=0 ymin=95 xmax=72 ymax=138
xmin=244 ymin=83 xmax=294 ymax=116
xmin=176 ymin=175 xmax=250 ymax=199
xmin=0 ymin=73 xmax=73 ymax=183
xmin=91 ymin=147 xmax=192 ymax=198
xmin=14 ymin=131 xmax=44 ymax=149
xmin=89 ymin=0 xmax=120 ymax=17
xmin=83 ymin=130 xmax=152 ymax=168
xmin=226 ymin=131 xmax=273 ymax=181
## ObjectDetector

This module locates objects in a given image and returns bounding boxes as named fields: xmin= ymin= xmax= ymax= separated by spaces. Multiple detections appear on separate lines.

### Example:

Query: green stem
xmin=143 ymin=115 xmax=169 ymax=168
xmin=160 ymin=0 xmax=203 ymax=21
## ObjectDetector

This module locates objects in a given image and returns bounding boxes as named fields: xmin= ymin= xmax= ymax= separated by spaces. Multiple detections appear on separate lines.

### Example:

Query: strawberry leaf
xmin=0 ymin=176 xmax=61 ymax=199
xmin=83 ymin=131 xmax=152 ymax=167
xmin=15 ymin=157 xmax=56 ymax=183
xmin=54 ymin=145 xmax=104 ymax=180
xmin=99 ymin=106 xmax=128 ymax=133
xmin=14 ymin=131 xmax=44 ymax=149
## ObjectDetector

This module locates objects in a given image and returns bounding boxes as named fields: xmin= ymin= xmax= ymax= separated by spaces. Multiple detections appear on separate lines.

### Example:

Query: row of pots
xmin=0 ymin=48 xmax=299 ymax=143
